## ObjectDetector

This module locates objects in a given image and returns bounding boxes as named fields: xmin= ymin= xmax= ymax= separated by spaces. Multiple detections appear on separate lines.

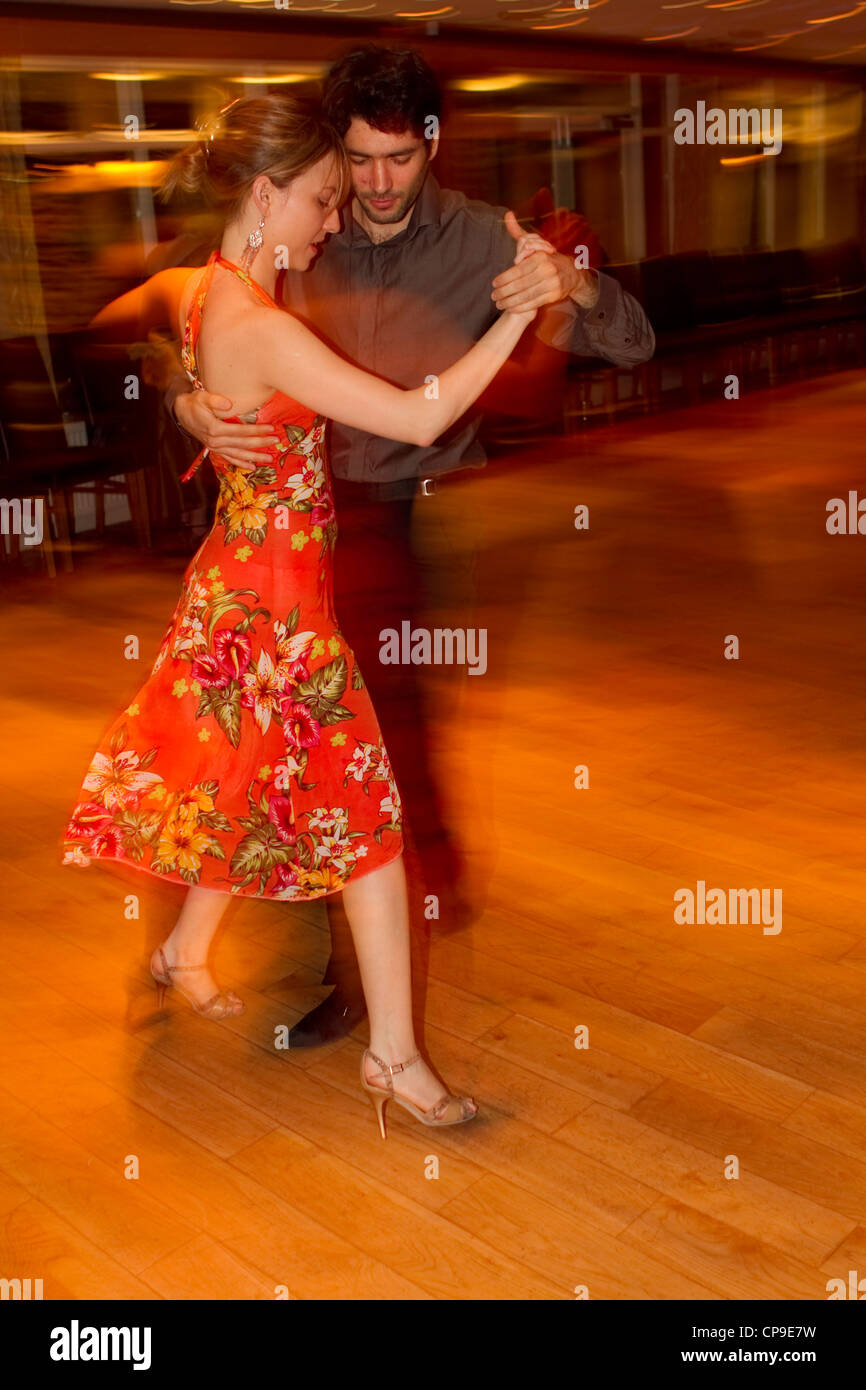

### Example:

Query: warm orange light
xmin=720 ymin=151 xmax=778 ymax=164
xmin=228 ymin=74 xmax=311 ymax=85
xmin=453 ymin=75 xmax=532 ymax=91
xmin=33 ymin=159 xmax=169 ymax=193
xmin=90 ymin=71 xmax=168 ymax=82
xmin=822 ymin=39 xmax=866 ymax=54
xmin=642 ymin=26 xmax=701 ymax=38
xmin=531 ymin=15 xmax=589 ymax=26
xmin=733 ymin=32 xmax=801 ymax=49
xmin=807 ymin=4 xmax=866 ymax=21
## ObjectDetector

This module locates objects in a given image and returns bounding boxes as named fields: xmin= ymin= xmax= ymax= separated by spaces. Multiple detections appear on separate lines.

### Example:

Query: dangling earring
xmin=239 ymin=216 xmax=266 ymax=271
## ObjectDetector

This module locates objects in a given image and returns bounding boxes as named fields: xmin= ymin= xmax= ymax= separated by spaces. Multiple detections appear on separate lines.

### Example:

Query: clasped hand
xmin=490 ymin=209 xmax=582 ymax=317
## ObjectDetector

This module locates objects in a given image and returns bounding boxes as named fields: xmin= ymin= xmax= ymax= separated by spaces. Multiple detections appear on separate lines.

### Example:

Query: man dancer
xmin=169 ymin=45 xmax=655 ymax=1045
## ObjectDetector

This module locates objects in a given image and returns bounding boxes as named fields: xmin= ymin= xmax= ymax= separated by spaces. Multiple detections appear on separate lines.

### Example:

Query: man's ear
xmin=426 ymin=134 xmax=439 ymax=163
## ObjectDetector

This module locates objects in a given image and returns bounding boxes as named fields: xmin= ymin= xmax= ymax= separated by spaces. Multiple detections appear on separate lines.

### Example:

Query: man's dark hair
xmin=321 ymin=44 xmax=442 ymax=140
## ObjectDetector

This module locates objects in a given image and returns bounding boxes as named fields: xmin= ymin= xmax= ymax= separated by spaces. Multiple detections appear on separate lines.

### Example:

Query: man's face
xmin=342 ymin=117 xmax=438 ymax=225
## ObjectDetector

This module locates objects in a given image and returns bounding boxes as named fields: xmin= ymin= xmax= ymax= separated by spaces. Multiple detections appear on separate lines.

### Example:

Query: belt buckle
xmin=418 ymin=476 xmax=437 ymax=497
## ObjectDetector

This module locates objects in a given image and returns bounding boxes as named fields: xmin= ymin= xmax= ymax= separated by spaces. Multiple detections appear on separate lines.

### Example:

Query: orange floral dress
xmin=62 ymin=251 xmax=404 ymax=900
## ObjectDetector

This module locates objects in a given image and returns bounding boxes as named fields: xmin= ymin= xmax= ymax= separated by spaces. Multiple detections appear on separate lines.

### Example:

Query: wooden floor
xmin=3 ymin=370 xmax=866 ymax=1300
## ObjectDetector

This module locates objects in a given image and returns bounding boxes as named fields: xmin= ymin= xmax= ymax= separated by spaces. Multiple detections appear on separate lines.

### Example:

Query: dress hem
xmin=61 ymin=836 xmax=404 ymax=903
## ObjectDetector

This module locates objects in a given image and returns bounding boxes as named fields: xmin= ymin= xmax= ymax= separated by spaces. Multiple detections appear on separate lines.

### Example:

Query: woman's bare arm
xmin=252 ymin=304 xmax=533 ymax=449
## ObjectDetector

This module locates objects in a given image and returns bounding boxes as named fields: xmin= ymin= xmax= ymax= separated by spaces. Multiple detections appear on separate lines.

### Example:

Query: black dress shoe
xmin=288 ymin=986 xmax=368 ymax=1048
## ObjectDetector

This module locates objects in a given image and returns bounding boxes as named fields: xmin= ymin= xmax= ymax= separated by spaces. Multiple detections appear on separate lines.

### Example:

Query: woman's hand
xmin=512 ymin=230 xmax=558 ymax=265
xmin=506 ymin=233 xmax=556 ymax=322
xmin=500 ymin=235 xmax=556 ymax=323
xmin=492 ymin=210 xmax=576 ymax=318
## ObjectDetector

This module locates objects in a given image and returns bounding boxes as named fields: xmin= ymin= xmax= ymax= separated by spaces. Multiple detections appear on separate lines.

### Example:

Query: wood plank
xmin=144 ymin=1012 xmax=487 ymax=1212
xmin=231 ymin=1126 xmax=562 ymax=1300
xmin=306 ymin=1036 xmax=659 ymax=1238
xmin=782 ymin=1092 xmax=866 ymax=1166
xmin=429 ymin=933 xmax=718 ymax=1035
xmin=618 ymin=1195 xmax=827 ymax=1300
xmin=474 ymin=1011 xmax=663 ymax=1110
xmin=692 ymin=1007 xmax=866 ymax=1105
xmin=139 ymin=1234 xmax=287 ymax=1301
xmin=474 ymin=1002 xmax=809 ymax=1123
xmin=0 ymin=1089 xmax=197 ymax=1277
xmin=440 ymin=1175 xmax=716 ymax=1300
xmin=555 ymin=1100 xmax=851 ymax=1264
xmin=819 ymin=1227 xmax=866 ymax=1285
xmin=630 ymin=1081 xmax=866 ymax=1225
xmin=0 ymin=1197 xmax=159 ymax=1301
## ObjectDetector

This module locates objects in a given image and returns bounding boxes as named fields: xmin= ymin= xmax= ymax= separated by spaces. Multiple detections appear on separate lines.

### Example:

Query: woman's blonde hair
xmin=161 ymin=93 xmax=350 ymax=221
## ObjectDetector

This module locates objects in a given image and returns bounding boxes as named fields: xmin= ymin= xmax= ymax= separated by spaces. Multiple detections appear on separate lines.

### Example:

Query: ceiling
xmin=7 ymin=0 xmax=866 ymax=67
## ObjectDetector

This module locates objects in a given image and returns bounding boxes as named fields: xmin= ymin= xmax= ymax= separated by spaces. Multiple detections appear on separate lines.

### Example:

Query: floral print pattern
xmin=62 ymin=251 xmax=403 ymax=899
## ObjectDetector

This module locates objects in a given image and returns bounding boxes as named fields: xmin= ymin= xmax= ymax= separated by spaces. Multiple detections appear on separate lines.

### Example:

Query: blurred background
xmin=1 ymin=0 xmax=865 ymax=561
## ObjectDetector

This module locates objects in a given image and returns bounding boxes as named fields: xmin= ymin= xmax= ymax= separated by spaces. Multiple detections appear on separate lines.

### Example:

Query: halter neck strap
xmin=212 ymin=252 xmax=281 ymax=310
xmin=179 ymin=250 xmax=279 ymax=484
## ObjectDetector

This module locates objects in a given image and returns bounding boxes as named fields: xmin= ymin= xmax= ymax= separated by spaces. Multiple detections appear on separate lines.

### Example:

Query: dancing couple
xmin=64 ymin=47 xmax=654 ymax=1137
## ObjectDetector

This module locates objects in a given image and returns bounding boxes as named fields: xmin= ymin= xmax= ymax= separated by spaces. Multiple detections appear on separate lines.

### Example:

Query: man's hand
xmin=492 ymin=209 xmax=599 ymax=313
xmin=174 ymin=390 xmax=278 ymax=470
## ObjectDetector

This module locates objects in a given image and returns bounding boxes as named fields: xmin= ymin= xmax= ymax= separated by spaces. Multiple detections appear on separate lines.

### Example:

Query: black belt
xmin=332 ymin=473 xmax=450 ymax=503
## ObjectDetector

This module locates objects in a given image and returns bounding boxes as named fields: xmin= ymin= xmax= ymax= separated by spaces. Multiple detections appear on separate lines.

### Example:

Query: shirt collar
xmin=339 ymin=170 xmax=443 ymax=247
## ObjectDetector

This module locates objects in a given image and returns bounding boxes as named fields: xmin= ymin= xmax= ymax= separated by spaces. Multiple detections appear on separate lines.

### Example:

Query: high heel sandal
xmin=150 ymin=945 xmax=245 ymax=1021
xmin=360 ymin=1048 xmax=478 ymax=1139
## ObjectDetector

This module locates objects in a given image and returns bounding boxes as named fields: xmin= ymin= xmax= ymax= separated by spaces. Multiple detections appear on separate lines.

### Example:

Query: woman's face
xmin=265 ymin=155 xmax=342 ymax=270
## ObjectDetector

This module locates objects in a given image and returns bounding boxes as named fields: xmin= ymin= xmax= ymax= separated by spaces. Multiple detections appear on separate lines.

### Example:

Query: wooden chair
xmin=0 ymin=335 xmax=155 ymax=573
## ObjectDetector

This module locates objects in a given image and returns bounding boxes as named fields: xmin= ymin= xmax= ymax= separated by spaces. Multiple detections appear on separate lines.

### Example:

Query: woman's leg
xmin=155 ymin=885 xmax=240 ymax=1010
xmin=341 ymin=853 xmax=477 ymax=1113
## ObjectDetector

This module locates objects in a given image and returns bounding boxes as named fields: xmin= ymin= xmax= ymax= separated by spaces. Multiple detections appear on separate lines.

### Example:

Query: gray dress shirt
xmin=278 ymin=172 xmax=655 ymax=485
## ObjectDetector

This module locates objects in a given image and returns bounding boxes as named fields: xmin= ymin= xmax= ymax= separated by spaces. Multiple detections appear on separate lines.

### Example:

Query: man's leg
xmin=410 ymin=474 xmax=491 ymax=927
xmin=289 ymin=478 xmax=438 ymax=1045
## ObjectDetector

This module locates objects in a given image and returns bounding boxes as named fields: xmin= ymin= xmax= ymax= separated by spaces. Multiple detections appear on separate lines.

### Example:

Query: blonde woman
xmin=64 ymin=95 xmax=541 ymax=1136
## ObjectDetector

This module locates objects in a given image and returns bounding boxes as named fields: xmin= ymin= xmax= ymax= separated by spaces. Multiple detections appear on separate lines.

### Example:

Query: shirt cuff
xmin=577 ymin=269 xmax=618 ymax=325
xmin=534 ymin=270 xmax=621 ymax=354
xmin=165 ymin=373 xmax=196 ymax=439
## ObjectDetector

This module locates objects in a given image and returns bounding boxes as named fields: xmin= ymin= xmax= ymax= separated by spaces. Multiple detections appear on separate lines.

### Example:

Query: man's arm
xmin=535 ymin=268 xmax=656 ymax=367
xmin=171 ymin=380 xmax=279 ymax=467
xmin=165 ymin=365 xmax=192 ymax=424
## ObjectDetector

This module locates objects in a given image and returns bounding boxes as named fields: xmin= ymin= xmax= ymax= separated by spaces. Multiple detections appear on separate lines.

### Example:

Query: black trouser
xmin=319 ymin=472 xmax=475 ymax=1023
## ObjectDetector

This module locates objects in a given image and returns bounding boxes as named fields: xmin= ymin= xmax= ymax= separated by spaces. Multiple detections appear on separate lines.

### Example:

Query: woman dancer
xmin=63 ymin=95 xmax=537 ymax=1138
